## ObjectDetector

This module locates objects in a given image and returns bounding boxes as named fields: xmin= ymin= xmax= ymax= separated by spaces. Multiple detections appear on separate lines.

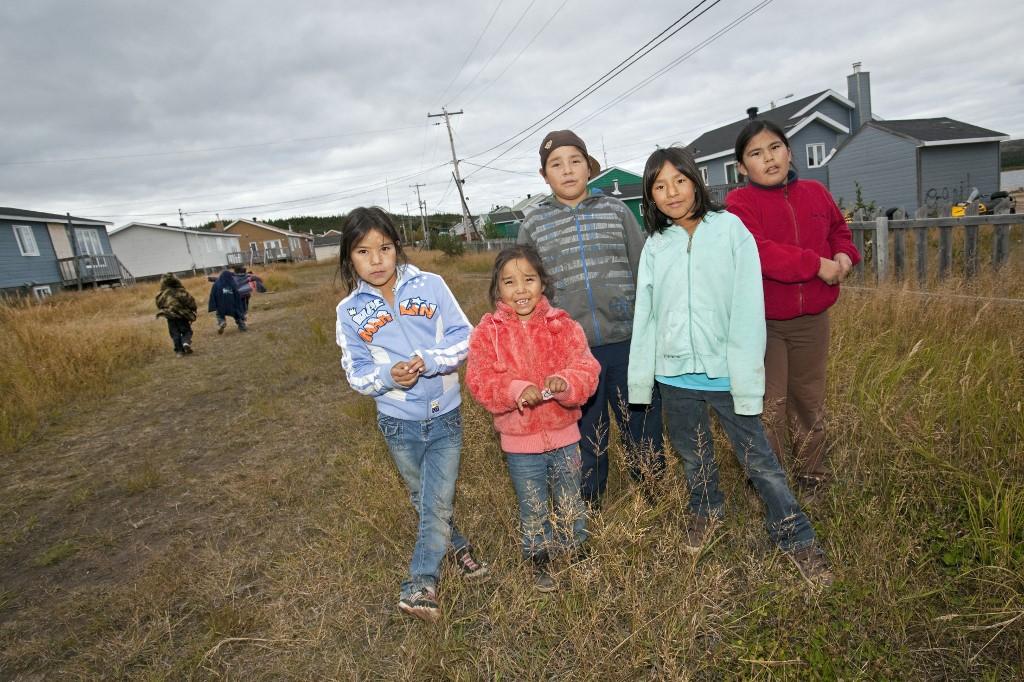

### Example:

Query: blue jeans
xmin=376 ymin=407 xmax=469 ymax=596
xmin=506 ymin=444 xmax=588 ymax=558
xmin=660 ymin=385 xmax=817 ymax=552
xmin=579 ymin=339 xmax=666 ymax=502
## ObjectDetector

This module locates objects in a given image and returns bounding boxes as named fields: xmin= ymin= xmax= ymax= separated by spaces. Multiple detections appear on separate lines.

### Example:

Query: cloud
xmin=1 ymin=0 xmax=1020 ymax=226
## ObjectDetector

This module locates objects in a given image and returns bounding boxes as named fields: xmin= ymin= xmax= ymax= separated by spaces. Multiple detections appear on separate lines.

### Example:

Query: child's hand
xmin=391 ymin=361 xmax=420 ymax=388
xmin=406 ymin=354 xmax=426 ymax=376
xmin=817 ymin=257 xmax=842 ymax=285
xmin=544 ymin=376 xmax=568 ymax=394
xmin=834 ymin=253 xmax=854 ymax=282
xmin=517 ymin=386 xmax=544 ymax=412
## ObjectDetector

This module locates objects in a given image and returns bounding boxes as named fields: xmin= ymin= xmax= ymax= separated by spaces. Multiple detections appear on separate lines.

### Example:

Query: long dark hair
xmin=733 ymin=118 xmax=790 ymax=165
xmin=338 ymin=206 xmax=408 ymax=293
xmin=488 ymin=245 xmax=552 ymax=306
xmin=641 ymin=146 xmax=722 ymax=234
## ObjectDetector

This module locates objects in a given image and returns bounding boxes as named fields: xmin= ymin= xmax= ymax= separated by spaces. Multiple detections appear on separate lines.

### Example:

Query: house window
xmin=289 ymin=237 xmax=300 ymax=253
xmin=33 ymin=285 xmax=52 ymax=300
xmin=806 ymin=143 xmax=826 ymax=168
xmin=699 ymin=166 xmax=709 ymax=184
xmin=724 ymin=161 xmax=740 ymax=184
xmin=249 ymin=243 xmax=259 ymax=257
xmin=264 ymin=239 xmax=281 ymax=250
xmin=75 ymin=228 xmax=102 ymax=256
xmin=12 ymin=225 xmax=40 ymax=256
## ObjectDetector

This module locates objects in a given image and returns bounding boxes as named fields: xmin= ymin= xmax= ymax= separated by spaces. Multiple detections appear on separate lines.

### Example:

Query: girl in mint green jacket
xmin=627 ymin=146 xmax=833 ymax=586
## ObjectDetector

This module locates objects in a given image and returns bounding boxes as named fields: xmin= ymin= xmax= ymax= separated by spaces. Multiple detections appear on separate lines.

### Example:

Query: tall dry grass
xmin=2 ymin=252 xmax=1022 ymax=678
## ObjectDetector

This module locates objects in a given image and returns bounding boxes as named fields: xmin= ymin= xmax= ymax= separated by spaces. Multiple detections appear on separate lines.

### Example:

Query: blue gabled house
xmin=0 ymin=207 xmax=131 ymax=298
xmin=687 ymin=63 xmax=874 ymax=190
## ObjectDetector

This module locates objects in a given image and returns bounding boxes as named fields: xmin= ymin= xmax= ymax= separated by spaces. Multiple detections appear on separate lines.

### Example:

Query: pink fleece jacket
xmin=466 ymin=297 xmax=600 ymax=454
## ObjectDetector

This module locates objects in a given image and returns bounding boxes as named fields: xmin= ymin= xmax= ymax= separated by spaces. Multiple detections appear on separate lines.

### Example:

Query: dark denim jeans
xmin=579 ymin=339 xmax=666 ymax=502
xmin=660 ymin=385 xmax=816 ymax=552
xmin=166 ymin=317 xmax=193 ymax=352
xmin=377 ymin=407 xmax=469 ymax=597
xmin=505 ymin=444 xmax=588 ymax=558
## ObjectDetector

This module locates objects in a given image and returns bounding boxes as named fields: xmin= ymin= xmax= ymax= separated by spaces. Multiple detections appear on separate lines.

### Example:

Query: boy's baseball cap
xmin=539 ymin=130 xmax=601 ymax=177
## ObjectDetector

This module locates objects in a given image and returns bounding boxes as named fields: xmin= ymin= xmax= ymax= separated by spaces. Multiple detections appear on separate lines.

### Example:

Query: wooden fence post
xmin=964 ymin=202 xmax=980 ymax=277
xmin=914 ymin=206 xmax=929 ymax=286
xmin=992 ymin=201 xmax=1011 ymax=268
xmin=892 ymin=209 xmax=906 ymax=279
xmin=875 ymin=216 xmax=889 ymax=284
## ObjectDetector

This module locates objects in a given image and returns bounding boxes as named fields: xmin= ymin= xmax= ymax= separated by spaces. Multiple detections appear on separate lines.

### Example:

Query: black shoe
xmin=531 ymin=552 xmax=557 ymax=593
xmin=452 ymin=545 xmax=489 ymax=579
xmin=398 ymin=587 xmax=441 ymax=622
xmin=182 ymin=342 xmax=193 ymax=354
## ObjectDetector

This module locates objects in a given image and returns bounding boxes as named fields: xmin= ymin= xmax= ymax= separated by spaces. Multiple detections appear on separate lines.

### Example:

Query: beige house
xmin=220 ymin=219 xmax=314 ymax=264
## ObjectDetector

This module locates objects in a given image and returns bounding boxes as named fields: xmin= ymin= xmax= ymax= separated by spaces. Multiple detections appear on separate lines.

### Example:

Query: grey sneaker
xmin=532 ymin=554 xmax=557 ymax=593
xmin=398 ymin=587 xmax=440 ymax=622
xmin=453 ymin=545 xmax=489 ymax=579
xmin=682 ymin=515 xmax=714 ymax=554
xmin=787 ymin=542 xmax=834 ymax=586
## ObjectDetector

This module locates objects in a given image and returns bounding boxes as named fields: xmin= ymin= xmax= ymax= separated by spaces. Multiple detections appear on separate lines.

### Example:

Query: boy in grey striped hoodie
xmin=517 ymin=130 xmax=665 ymax=506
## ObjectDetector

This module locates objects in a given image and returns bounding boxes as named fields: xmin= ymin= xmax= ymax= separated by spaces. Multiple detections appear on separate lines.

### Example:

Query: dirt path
xmin=0 ymin=268 xmax=361 ymax=675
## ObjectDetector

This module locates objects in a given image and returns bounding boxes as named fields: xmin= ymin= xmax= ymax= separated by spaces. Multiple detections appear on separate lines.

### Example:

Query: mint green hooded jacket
xmin=627 ymin=210 xmax=766 ymax=415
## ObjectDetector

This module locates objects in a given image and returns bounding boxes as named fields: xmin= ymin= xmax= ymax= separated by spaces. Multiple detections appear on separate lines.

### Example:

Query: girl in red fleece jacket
xmin=726 ymin=119 xmax=861 ymax=496
xmin=466 ymin=245 xmax=600 ymax=592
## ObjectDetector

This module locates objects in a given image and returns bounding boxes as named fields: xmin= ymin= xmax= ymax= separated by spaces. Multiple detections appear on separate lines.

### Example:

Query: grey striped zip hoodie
xmin=517 ymin=191 xmax=646 ymax=347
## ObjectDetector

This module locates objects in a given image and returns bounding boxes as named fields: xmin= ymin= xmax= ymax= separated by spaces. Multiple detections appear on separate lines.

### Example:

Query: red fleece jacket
xmin=726 ymin=177 xmax=860 ymax=320
xmin=466 ymin=297 xmax=600 ymax=454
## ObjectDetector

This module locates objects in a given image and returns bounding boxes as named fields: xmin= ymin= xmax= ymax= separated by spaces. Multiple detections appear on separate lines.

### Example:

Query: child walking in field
xmin=466 ymin=246 xmax=600 ymax=592
xmin=517 ymin=129 xmax=665 ymax=507
xmin=155 ymin=273 xmax=197 ymax=357
xmin=628 ymin=147 xmax=833 ymax=585
xmin=726 ymin=119 xmax=861 ymax=498
xmin=335 ymin=206 xmax=488 ymax=622
xmin=208 ymin=269 xmax=246 ymax=333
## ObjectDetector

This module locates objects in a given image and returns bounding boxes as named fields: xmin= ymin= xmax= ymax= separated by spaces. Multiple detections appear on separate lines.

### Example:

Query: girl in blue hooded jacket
xmin=627 ymin=147 xmax=833 ymax=586
xmin=335 ymin=207 xmax=487 ymax=623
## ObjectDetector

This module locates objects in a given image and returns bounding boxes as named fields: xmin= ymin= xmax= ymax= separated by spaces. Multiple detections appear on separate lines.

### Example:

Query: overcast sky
xmin=2 ymin=0 xmax=1021 ymax=228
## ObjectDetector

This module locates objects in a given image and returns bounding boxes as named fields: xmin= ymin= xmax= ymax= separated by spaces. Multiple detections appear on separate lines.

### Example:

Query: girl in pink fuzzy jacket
xmin=466 ymin=245 xmax=600 ymax=592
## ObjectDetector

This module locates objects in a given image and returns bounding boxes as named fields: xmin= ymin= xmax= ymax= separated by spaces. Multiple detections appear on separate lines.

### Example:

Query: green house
xmin=588 ymin=166 xmax=644 ymax=228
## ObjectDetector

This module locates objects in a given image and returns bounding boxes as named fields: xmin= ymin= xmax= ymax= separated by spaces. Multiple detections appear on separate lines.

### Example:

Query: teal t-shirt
xmin=656 ymin=373 xmax=731 ymax=392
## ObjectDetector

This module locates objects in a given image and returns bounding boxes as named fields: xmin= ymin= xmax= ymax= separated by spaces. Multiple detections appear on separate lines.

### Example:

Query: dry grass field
xmin=1 ymin=251 xmax=1022 ymax=680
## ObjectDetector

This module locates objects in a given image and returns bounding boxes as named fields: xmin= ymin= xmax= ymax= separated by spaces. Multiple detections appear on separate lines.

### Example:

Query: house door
xmin=249 ymin=242 xmax=259 ymax=263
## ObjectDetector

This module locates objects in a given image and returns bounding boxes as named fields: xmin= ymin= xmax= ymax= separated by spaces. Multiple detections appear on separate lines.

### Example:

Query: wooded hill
xmin=1002 ymin=139 xmax=1024 ymax=170
xmin=198 ymin=212 xmax=463 ymax=236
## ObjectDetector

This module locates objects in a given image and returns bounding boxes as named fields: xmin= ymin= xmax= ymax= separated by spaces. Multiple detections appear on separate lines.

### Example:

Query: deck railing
xmin=57 ymin=254 xmax=135 ymax=289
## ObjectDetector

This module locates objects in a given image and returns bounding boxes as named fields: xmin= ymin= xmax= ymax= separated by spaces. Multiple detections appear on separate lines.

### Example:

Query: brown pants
xmin=763 ymin=310 xmax=830 ymax=481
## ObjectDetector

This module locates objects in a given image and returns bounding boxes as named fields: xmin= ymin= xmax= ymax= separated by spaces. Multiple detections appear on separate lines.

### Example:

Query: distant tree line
xmin=198 ymin=212 xmax=463 ymax=237
xmin=1002 ymin=140 xmax=1024 ymax=170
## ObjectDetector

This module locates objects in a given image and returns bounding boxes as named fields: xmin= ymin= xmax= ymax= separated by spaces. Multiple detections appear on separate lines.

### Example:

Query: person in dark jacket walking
xmin=208 ymin=269 xmax=246 ymax=333
xmin=155 ymin=273 xmax=197 ymax=356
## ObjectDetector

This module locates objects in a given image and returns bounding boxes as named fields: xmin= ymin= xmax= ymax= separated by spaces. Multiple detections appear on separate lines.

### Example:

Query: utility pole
xmin=402 ymin=202 xmax=411 ymax=244
xmin=428 ymin=107 xmax=480 ymax=240
xmin=178 ymin=208 xmax=186 ymax=229
xmin=410 ymin=183 xmax=428 ymax=249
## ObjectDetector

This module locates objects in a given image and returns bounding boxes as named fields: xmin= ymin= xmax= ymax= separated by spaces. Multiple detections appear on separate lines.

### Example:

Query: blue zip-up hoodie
xmin=335 ymin=264 xmax=472 ymax=420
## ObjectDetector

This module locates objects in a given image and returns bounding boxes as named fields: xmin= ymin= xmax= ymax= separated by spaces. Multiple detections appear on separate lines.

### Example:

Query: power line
xmin=464 ymin=0 xmax=570 ymax=107
xmin=450 ymin=0 xmax=538 ymax=104
xmin=463 ymin=0 xmax=724 ymax=175
xmin=568 ymin=0 xmax=775 ymax=131
xmin=435 ymin=0 xmax=505 ymax=106
xmin=461 ymin=160 xmax=535 ymax=176
xmin=1 ymin=124 xmax=423 ymax=167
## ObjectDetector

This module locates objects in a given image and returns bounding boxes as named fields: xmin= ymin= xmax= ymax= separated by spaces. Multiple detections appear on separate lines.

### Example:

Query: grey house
xmin=827 ymin=118 xmax=1007 ymax=214
xmin=688 ymin=64 xmax=873 ymax=189
xmin=0 ymin=207 xmax=131 ymax=297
